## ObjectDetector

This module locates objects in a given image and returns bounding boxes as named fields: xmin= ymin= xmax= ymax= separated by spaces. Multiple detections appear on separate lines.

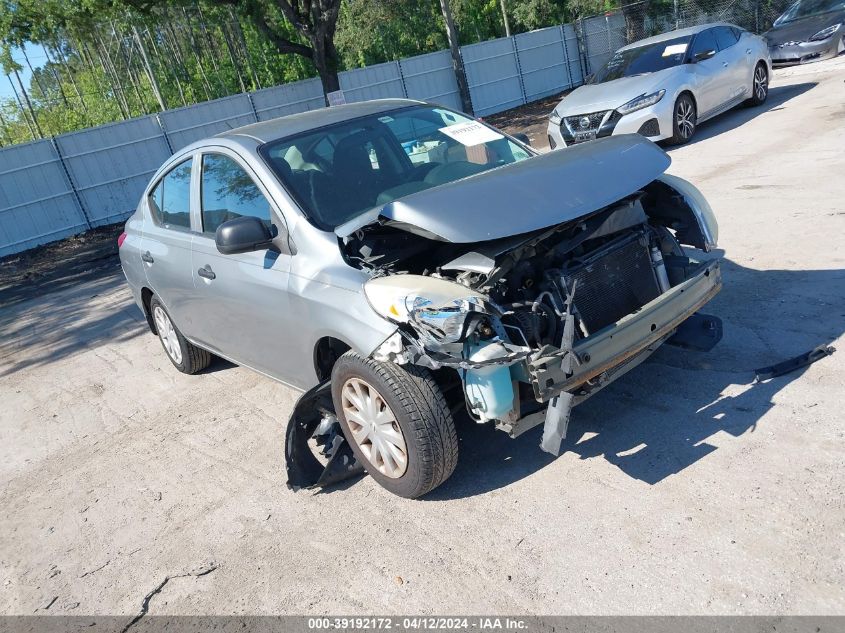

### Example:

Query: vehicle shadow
xmin=663 ymin=81 xmax=817 ymax=148
xmin=423 ymin=257 xmax=843 ymax=500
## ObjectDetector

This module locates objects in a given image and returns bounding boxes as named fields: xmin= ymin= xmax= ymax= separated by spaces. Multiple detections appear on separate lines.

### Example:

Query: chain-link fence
xmin=613 ymin=0 xmax=794 ymax=43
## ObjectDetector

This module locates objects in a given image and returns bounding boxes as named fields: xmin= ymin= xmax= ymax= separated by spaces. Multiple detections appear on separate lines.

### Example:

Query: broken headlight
xmin=364 ymin=274 xmax=499 ymax=345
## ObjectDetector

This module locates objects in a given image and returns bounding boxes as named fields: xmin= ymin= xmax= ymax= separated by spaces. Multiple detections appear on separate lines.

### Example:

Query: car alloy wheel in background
xmin=754 ymin=64 xmax=768 ymax=103
xmin=671 ymin=94 xmax=697 ymax=144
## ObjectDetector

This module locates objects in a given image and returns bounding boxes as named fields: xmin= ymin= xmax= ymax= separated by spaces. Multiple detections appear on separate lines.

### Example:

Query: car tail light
xmin=117 ymin=232 xmax=127 ymax=248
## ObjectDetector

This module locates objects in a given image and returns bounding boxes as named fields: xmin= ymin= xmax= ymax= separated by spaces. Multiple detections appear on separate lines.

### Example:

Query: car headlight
xmin=617 ymin=89 xmax=666 ymax=115
xmin=809 ymin=23 xmax=841 ymax=41
xmin=365 ymin=274 xmax=497 ymax=344
xmin=549 ymin=110 xmax=562 ymax=125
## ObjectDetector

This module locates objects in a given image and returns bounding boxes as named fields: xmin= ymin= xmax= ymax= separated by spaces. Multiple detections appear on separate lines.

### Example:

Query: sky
xmin=1 ymin=42 xmax=49 ymax=102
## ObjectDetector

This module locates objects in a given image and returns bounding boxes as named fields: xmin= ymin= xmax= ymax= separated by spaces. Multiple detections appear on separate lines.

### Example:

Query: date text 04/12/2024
xmin=307 ymin=617 xmax=529 ymax=630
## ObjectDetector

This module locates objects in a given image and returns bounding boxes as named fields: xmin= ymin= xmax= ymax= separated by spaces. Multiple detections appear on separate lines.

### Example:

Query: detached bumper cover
xmin=527 ymin=259 xmax=722 ymax=402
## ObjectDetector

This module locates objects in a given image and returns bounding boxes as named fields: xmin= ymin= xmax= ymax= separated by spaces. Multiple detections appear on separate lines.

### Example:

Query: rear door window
xmin=200 ymin=153 xmax=272 ymax=235
xmin=714 ymin=26 xmax=740 ymax=50
xmin=150 ymin=158 xmax=193 ymax=231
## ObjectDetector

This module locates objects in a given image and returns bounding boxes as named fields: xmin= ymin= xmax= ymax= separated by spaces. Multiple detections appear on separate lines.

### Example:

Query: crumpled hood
xmin=553 ymin=68 xmax=681 ymax=114
xmin=764 ymin=11 xmax=845 ymax=44
xmin=340 ymin=134 xmax=671 ymax=243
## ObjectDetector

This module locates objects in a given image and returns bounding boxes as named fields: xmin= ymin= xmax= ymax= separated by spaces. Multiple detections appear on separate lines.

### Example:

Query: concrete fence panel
xmin=461 ymin=38 xmax=525 ymax=117
xmin=514 ymin=26 xmax=573 ymax=101
xmin=250 ymin=78 xmax=325 ymax=121
xmin=54 ymin=116 xmax=171 ymax=226
xmin=158 ymin=93 xmax=257 ymax=152
xmin=398 ymin=50 xmax=462 ymax=111
xmin=0 ymin=139 xmax=89 ymax=257
xmin=340 ymin=62 xmax=406 ymax=103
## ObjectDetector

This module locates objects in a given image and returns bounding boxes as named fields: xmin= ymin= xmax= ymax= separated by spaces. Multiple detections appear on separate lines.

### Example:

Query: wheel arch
xmin=313 ymin=336 xmax=352 ymax=382
xmin=140 ymin=287 xmax=157 ymax=334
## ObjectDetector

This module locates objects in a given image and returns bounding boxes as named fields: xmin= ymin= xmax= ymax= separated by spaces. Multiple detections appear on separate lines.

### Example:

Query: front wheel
xmin=668 ymin=93 xmax=697 ymax=145
xmin=747 ymin=62 xmax=769 ymax=106
xmin=331 ymin=352 xmax=458 ymax=498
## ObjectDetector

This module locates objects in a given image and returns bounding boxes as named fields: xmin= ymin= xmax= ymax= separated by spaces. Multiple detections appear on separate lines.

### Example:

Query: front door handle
xmin=141 ymin=251 xmax=154 ymax=264
xmin=722 ymin=62 xmax=729 ymax=67
xmin=746 ymin=48 xmax=753 ymax=54
xmin=197 ymin=265 xmax=216 ymax=280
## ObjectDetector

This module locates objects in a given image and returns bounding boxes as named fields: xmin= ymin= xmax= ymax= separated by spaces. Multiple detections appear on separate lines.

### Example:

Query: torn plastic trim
xmin=651 ymin=174 xmax=719 ymax=252
xmin=285 ymin=381 xmax=364 ymax=491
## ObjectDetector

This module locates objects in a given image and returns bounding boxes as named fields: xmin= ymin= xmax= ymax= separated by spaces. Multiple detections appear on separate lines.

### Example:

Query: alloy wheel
xmin=153 ymin=305 xmax=183 ymax=365
xmin=754 ymin=65 xmax=768 ymax=102
xmin=676 ymin=99 xmax=695 ymax=140
xmin=341 ymin=377 xmax=408 ymax=479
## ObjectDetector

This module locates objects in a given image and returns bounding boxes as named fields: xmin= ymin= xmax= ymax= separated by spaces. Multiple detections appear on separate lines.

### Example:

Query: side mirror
xmin=512 ymin=132 xmax=531 ymax=147
xmin=694 ymin=49 xmax=716 ymax=62
xmin=216 ymin=216 xmax=276 ymax=255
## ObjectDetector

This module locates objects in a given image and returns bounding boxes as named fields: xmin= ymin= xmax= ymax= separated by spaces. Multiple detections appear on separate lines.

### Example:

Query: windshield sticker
xmin=378 ymin=115 xmax=394 ymax=123
xmin=439 ymin=121 xmax=504 ymax=146
xmin=662 ymin=43 xmax=688 ymax=57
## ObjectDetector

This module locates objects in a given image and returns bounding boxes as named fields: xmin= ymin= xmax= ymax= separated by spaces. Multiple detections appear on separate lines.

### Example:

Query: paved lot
xmin=1 ymin=57 xmax=844 ymax=617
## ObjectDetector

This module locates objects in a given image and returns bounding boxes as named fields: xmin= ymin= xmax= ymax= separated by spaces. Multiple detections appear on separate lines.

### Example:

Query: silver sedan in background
xmin=765 ymin=0 xmax=845 ymax=66
xmin=548 ymin=23 xmax=771 ymax=147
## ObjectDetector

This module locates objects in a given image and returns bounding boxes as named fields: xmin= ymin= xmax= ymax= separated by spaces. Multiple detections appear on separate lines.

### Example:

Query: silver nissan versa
xmin=119 ymin=99 xmax=723 ymax=498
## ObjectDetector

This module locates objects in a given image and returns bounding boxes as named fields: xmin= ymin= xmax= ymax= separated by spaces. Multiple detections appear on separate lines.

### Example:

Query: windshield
xmin=260 ymin=105 xmax=531 ymax=231
xmin=590 ymin=35 xmax=692 ymax=83
xmin=775 ymin=0 xmax=845 ymax=23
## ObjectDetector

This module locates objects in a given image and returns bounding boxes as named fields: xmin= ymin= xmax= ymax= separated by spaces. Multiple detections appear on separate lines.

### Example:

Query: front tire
xmin=668 ymin=93 xmax=697 ymax=144
xmin=331 ymin=352 xmax=458 ymax=498
xmin=747 ymin=62 xmax=769 ymax=106
xmin=149 ymin=295 xmax=211 ymax=374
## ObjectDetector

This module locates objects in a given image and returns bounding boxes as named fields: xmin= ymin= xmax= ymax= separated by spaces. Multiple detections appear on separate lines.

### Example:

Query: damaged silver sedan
xmin=119 ymin=99 xmax=722 ymax=498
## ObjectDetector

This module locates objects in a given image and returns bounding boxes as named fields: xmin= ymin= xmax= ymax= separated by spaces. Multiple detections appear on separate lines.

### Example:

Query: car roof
xmin=617 ymin=22 xmax=738 ymax=51
xmin=215 ymin=98 xmax=425 ymax=144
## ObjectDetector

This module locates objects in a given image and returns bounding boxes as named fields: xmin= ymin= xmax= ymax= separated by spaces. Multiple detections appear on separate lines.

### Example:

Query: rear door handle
xmin=141 ymin=251 xmax=154 ymax=264
xmin=197 ymin=265 xmax=216 ymax=280
xmin=722 ymin=62 xmax=729 ymax=67
xmin=746 ymin=48 xmax=753 ymax=54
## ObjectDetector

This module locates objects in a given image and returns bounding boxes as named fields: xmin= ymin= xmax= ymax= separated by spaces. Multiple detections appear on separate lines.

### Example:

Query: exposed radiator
xmin=562 ymin=231 xmax=661 ymax=334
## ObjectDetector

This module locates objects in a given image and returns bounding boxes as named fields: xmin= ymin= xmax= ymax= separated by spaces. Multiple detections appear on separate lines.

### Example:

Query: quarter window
xmin=200 ymin=153 xmax=272 ymax=234
xmin=149 ymin=158 xmax=193 ymax=230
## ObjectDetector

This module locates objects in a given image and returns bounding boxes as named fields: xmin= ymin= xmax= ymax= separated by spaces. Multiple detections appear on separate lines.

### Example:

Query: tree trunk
xmin=132 ymin=23 xmax=168 ymax=111
xmin=500 ymin=0 xmax=512 ymax=38
xmin=313 ymin=37 xmax=341 ymax=103
xmin=439 ymin=0 xmax=473 ymax=114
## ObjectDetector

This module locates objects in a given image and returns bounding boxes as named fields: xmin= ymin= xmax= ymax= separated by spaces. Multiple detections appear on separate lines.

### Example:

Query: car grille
xmin=562 ymin=231 xmax=661 ymax=334
xmin=564 ymin=110 xmax=609 ymax=134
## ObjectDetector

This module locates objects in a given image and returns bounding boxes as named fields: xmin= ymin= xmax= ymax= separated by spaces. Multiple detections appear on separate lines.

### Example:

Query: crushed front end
xmin=352 ymin=173 xmax=723 ymax=456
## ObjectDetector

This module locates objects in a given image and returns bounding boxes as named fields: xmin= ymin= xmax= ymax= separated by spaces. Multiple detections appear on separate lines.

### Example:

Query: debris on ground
xmin=755 ymin=345 xmax=835 ymax=382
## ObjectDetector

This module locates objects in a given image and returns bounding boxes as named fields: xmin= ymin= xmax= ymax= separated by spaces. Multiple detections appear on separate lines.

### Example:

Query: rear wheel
xmin=331 ymin=352 xmax=458 ymax=498
xmin=747 ymin=62 xmax=769 ymax=106
xmin=668 ymin=93 xmax=696 ymax=145
xmin=149 ymin=295 xmax=211 ymax=374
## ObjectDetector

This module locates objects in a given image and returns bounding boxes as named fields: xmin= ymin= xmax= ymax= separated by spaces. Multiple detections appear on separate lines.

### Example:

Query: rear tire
xmin=668 ymin=93 xmax=697 ymax=145
xmin=747 ymin=62 xmax=769 ymax=106
xmin=331 ymin=352 xmax=458 ymax=498
xmin=149 ymin=295 xmax=211 ymax=374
